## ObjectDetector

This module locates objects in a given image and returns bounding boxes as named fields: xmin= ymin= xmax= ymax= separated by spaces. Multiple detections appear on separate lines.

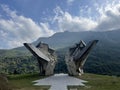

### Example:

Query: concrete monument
xmin=24 ymin=40 xmax=98 ymax=76
xmin=66 ymin=40 xmax=98 ymax=76
xmin=24 ymin=42 xmax=57 ymax=75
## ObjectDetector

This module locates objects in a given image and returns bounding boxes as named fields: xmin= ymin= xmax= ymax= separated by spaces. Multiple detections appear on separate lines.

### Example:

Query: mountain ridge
xmin=1 ymin=29 xmax=120 ymax=57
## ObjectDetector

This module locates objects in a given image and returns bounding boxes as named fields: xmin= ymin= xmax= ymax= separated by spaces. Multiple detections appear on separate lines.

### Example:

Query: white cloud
xmin=53 ymin=2 xmax=120 ymax=32
xmin=95 ymin=2 xmax=120 ymax=31
xmin=40 ymin=22 xmax=55 ymax=35
xmin=1 ymin=1 xmax=120 ymax=49
xmin=53 ymin=6 xmax=97 ymax=32
xmin=0 ymin=5 xmax=54 ymax=49
xmin=58 ymin=12 xmax=97 ymax=31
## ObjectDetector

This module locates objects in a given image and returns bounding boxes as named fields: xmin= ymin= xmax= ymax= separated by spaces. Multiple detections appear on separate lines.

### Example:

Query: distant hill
xmin=34 ymin=30 xmax=120 ymax=49
xmin=1 ymin=29 xmax=120 ymax=56
xmin=0 ymin=30 xmax=120 ymax=75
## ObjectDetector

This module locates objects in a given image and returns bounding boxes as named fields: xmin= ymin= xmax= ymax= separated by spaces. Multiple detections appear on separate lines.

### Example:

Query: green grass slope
xmin=8 ymin=74 xmax=49 ymax=90
xmin=1 ymin=73 xmax=119 ymax=90
xmin=69 ymin=73 xmax=120 ymax=90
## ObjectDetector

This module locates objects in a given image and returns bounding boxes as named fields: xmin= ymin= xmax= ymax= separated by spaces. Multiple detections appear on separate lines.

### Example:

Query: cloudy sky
xmin=0 ymin=0 xmax=120 ymax=49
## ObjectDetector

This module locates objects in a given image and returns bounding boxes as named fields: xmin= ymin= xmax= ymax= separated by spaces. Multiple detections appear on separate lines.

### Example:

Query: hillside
xmin=0 ymin=30 xmax=120 ymax=75
xmin=34 ymin=30 xmax=120 ymax=49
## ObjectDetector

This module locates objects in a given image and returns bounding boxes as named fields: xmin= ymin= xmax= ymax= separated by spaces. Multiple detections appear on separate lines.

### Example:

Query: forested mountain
xmin=0 ymin=30 xmax=120 ymax=76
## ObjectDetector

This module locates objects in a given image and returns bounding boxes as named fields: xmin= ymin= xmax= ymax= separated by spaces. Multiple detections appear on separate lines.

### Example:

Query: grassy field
xmin=69 ymin=73 xmax=120 ymax=90
xmin=1 ymin=73 xmax=120 ymax=90
xmin=8 ymin=73 xmax=50 ymax=90
xmin=0 ymin=74 xmax=11 ymax=90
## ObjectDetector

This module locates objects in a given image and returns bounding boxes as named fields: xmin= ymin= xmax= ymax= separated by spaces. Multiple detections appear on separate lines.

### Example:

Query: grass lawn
xmin=8 ymin=73 xmax=50 ymax=90
xmin=5 ymin=73 xmax=120 ymax=90
xmin=68 ymin=73 xmax=120 ymax=90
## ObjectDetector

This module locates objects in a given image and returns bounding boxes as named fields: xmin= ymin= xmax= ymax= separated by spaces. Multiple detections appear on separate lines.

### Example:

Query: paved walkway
xmin=33 ymin=73 xmax=87 ymax=90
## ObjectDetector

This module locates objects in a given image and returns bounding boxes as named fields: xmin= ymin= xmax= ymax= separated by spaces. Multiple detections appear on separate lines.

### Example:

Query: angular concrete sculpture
xmin=24 ymin=42 xmax=57 ymax=76
xmin=66 ymin=40 xmax=98 ymax=76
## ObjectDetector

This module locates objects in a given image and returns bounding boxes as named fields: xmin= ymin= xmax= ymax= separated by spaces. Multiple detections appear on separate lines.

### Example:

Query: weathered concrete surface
xmin=66 ymin=40 xmax=98 ymax=76
xmin=24 ymin=42 xmax=57 ymax=76
xmin=33 ymin=73 xmax=87 ymax=90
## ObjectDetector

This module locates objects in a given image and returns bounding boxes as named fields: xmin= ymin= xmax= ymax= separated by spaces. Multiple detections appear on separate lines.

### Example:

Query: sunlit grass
xmin=8 ymin=73 xmax=50 ymax=90
xmin=68 ymin=73 xmax=120 ymax=90
xmin=3 ymin=73 xmax=120 ymax=90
